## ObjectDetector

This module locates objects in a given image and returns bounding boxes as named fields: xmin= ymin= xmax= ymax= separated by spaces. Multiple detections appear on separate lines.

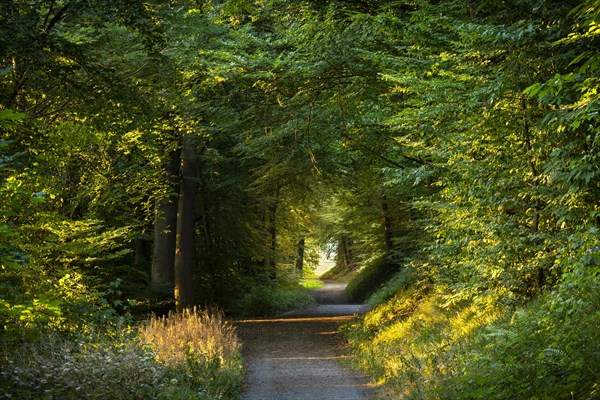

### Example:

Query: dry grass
xmin=140 ymin=307 xmax=243 ymax=399
xmin=1 ymin=308 xmax=244 ymax=400
xmin=142 ymin=307 xmax=239 ymax=365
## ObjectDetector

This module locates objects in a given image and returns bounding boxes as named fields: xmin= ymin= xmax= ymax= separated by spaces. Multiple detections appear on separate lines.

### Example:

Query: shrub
xmin=0 ymin=332 xmax=171 ymax=400
xmin=346 ymin=274 xmax=600 ymax=399
xmin=230 ymin=281 xmax=316 ymax=317
xmin=1 ymin=309 xmax=244 ymax=400
xmin=367 ymin=267 xmax=414 ymax=307
xmin=345 ymin=256 xmax=401 ymax=303
xmin=439 ymin=282 xmax=600 ymax=399
xmin=344 ymin=285 xmax=507 ymax=399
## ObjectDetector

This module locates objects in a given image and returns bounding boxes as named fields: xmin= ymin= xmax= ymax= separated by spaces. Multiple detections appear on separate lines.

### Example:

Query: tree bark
xmin=381 ymin=192 xmax=394 ymax=252
xmin=523 ymin=101 xmax=545 ymax=290
xmin=151 ymin=150 xmax=180 ymax=294
xmin=151 ymin=198 xmax=176 ymax=293
xmin=266 ymin=189 xmax=279 ymax=281
xmin=336 ymin=236 xmax=353 ymax=270
xmin=134 ymin=237 xmax=151 ymax=268
xmin=523 ymin=101 xmax=540 ymax=234
xmin=295 ymin=238 xmax=306 ymax=272
xmin=174 ymin=135 xmax=199 ymax=311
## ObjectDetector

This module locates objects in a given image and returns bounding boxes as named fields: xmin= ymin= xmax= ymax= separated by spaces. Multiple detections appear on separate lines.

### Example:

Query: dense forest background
xmin=1 ymin=0 xmax=599 ymax=398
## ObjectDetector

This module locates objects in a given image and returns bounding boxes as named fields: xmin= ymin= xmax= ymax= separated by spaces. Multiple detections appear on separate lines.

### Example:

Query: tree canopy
xmin=1 ymin=0 xmax=600 ymax=396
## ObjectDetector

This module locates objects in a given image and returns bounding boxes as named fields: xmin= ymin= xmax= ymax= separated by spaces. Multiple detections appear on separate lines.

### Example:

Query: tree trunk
xmin=295 ymin=238 xmax=305 ymax=272
xmin=523 ymin=101 xmax=544 ymax=290
xmin=134 ymin=237 xmax=151 ymax=268
xmin=151 ymin=198 xmax=178 ymax=293
xmin=381 ymin=192 xmax=394 ymax=252
xmin=267 ymin=195 xmax=278 ymax=281
xmin=174 ymin=135 xmax=199 ymax=311
xmin=336 ymin=236 xmax=353 ymax=271
xmin=523 ymin=101 xmax=540 ymax=234
xmin=151 ymin=150 xmax=180 ymax=295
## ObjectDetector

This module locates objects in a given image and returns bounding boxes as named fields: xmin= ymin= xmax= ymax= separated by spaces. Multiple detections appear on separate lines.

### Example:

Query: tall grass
xmin=140 ymin=308 xmax=243 ymax=399
xmin=345 ymin=278 xmax=600 ymax=399
xmin=1 ymin=308 xmax=243 ymax=400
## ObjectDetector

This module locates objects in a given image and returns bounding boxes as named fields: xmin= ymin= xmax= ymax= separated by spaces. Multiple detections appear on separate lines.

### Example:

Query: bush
xmin=345 ymin=274 xmax=600 ymax=399
xmin=1 ymin=332 xmax=172 ymax=399
xmin=1 ymin=309 xmax=244 ymax=400
xmin=231 ymin=281 xmax=316 ymax=317
xmin=345 ymin=256 xmax=401 ymax=303
xmin=439 ymin=282 xmax=600 ymax=399
xmin=367 ymin=267 xmax=414 ymax=307
xmin=344 ymin=284 xmax=507 ymax=398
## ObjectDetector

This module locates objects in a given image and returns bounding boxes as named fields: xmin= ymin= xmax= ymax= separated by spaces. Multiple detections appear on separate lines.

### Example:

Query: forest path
xmin=234 ymin=281 xmax=374 ymax=400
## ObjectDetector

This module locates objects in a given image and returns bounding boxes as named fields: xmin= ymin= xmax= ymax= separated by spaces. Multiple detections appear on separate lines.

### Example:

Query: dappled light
xmin=2 ymin=0 xmax=600 ymax=399
xmin=235 ymin=279 xmax=373 ymax=399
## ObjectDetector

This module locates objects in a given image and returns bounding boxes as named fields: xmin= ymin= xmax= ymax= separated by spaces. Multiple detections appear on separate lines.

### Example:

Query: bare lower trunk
xmin=336 ymin=236 xmax=353 ymax=270
xmin=266 ymin=187 xmax=279 ymax=281
xmin=151 ymin=150 xmax=180 ymax=294
xmin=295 ymin=238 xmax=305 ymax=272
xmin=151 ymin=198 xmax=178 ymax=293
xmin=381 ymin=192 xmax=393 ymax=252
xmin=174 ymin=136 xmax=198 ymax=311
xmin=134 ymin=237 xmax=151 ymax=268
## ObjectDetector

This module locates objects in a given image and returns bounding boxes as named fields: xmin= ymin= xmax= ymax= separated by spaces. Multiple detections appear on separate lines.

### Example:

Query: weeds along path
xmin=234 ymin=281 xmax=374 ymax=400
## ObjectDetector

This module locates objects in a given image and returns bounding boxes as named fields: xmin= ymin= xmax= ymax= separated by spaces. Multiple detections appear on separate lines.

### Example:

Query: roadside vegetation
xmin=337 ymin=1 xmax=600 ymax=398
xmin=1 ymin=308 xmax=243 ymax=400
xmin=345 ymin=244 xmax=600 ymax=399
xmin=1 ymin=0 xmax=599 ymax=398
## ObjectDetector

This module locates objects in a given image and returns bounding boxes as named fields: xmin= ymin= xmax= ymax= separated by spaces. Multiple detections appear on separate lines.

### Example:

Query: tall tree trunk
xmin=525 ymin=133 xmax=541 ymax=234
xmin=523 ymin=100 xmax=541 ymax=234
xmin=523 ymin=101 xmax=544 ymax=290
xmin=336 ymin=236 xmax=353 ymax=271
xmin=381 ymin=192 xmax=394 ymax=252
xmin=344 ymin=237 xmax=353 ymax=268
xmin=200 ymin=190 xmax=213 ymax=251
xmin=134 ymin=237 xmax=151 ymax=268
xmin=266 ymin=189 xmax=279 ymax=281
xmin=151 ymin=199 xmax=177 ymax=293
xmin=295 ymin=238 xmax=305 ymax=272
xmin=174 ymin=136 xmax=199 ymax=311
xmin=151 ymin=150 xmax=180 ymax=294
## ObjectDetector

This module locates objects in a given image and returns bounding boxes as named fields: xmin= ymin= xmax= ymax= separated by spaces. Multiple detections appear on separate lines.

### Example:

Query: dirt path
xmin=234 ymin=281 xmax=374 ymax=400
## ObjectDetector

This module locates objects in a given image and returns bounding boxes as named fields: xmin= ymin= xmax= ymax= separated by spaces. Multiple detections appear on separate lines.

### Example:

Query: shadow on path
xmin=234 ymin=281 xmax=374 ymax=400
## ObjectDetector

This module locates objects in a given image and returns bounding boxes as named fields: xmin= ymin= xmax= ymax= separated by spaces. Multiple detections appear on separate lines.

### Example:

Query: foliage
xmin=346 ymin=228 xmax=600 ymax=399
xmin=1 ymin=331 xmax=166 ymax=400
xmin=367 ymin=267 xmax=415 ymax=307
xmin=299 ymin=278 xmax=324 ymax=290
xmin=344 ymin=256 xmax=402 ymax=303
xmin=2 ymin=0 xmax=600 ymax=397
xmin=342 ymin=0 xmax=600 ymax=398
xmin=1 ymin=308 xmax=243 ymax=400
xmin=228 ymin=279 xmax=316 ymax=317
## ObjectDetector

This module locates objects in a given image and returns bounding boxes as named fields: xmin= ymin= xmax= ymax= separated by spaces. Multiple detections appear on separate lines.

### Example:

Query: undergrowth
xmin=344 ymin=269 xmax=600 ymax=399
xmin=344 ymin=256 xmax=402 ymax=303
xmin=228 ymin=279 xmax=316 ymax=317
xmin=1 ymin=308 xmax=243 ymax=400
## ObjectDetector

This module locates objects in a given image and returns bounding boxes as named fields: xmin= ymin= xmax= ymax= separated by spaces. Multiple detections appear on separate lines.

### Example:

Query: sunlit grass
xmin=300 ymin=278 xmax=324 ymax=290
xmin=347 ymin=279 xmax=600 ymax=399
xmin=344 ymin=285 xmax=508 ymax=397
xmin=141 ymin=307 xmax=243 ymax=399
xmin=1 ymin=308 xmax=244 ymax=400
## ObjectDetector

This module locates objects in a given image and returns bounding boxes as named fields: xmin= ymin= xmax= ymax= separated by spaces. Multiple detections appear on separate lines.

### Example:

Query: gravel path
xmin=234 ymin=281 xmax=374 ymax=400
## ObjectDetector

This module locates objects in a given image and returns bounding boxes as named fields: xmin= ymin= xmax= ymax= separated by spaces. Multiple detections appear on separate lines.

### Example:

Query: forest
xmin=1 ymin=0 xmax=599 ymax=399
